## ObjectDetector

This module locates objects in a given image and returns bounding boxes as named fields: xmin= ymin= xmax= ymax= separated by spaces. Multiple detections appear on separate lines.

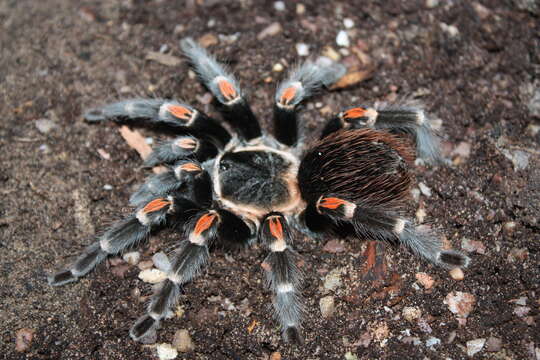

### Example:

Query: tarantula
xmin=48 ymin=38 xmax=469 ymax=344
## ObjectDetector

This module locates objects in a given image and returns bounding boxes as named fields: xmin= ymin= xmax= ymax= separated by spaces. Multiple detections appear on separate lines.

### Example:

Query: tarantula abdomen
xmin=298 ymin=129 xmax=415 ymax=208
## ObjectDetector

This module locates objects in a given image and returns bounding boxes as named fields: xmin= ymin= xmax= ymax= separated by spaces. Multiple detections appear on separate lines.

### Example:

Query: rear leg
xmin=316 ymin=195 xmax=469 ymax=268
xmin=321 ymin=104 xmax=441 ymax=163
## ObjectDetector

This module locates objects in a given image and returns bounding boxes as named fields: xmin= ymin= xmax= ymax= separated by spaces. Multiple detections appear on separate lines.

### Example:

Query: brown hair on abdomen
xmin=298 ymin=129 xmax=415 ymax=207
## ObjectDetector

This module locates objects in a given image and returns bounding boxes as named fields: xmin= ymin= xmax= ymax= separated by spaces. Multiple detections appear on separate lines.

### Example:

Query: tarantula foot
xmin=437 ymin=250 xmax=470 ymax=269
xmin=47 ymin=270 xmax=77 ymax=286
xmin=283 ymin=326 xmax=304 ymax=345
xmin=130 ymin=315 xmax=160 ymax=341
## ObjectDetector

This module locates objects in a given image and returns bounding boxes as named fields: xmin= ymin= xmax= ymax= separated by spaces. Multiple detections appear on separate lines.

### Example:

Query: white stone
xmin=466 ymin=338 xmax=486 ymax=357
xmin=122 ymin=251 xmax=140 ymax=265
xmin=273 ymin=63 xmax=284 ymax=72
xmin=426 ymin=337 xmax=441 ymax=348
xmin=156 ymin=343 xmax=178 ymax=360
xmin=418 ymin=182 xmax=432 ymax=197
xmin=336 ymin=30 xmax=350 ymax=47
xmin=319 ymin=296 xmax=335 ymax=318
xmin=296 ymin=43 xmax=310 ymax=56
xmin=402 ymin=306 xmax=422 ymax=322
xmin=103 ymin=184 xmax=113 ymax=191
xmin=274 ymin=1 xmax=285 ymax=11
xmin=343 ymin=18 xmax=354 ymax=29
xmin=138 ymin=268 xmax=167 ymax=284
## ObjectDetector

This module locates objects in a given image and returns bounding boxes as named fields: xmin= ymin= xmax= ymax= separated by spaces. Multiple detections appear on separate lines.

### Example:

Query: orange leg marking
xmin=194 ymin=213 xmax=217 ymax=235
xmin=167 ymin=105 xmax=192 ymax=120
xmin=175 ymin=137 xmax=198 ymax=150
xmin=279 ymin=86 xmax=297 ymax=105
xmin=218 ymin=78 xmax=238 ymax=101
xmin=318 ymin=197 xmax=348 ymax=210
xmin=343 ymin=107 xmax=366 ymax=119
xmin=179 ymin=162 xmax=202 ymax=172
xmin=143 ymin=198 xmax=172 ymax=213
xmin=268 ymin=216 xmax=284 ymax=240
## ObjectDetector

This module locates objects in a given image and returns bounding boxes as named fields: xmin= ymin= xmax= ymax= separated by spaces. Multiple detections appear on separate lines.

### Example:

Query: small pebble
xmin=467 ymin=338 xmax=486 ymax=357
xmin=320 ymin=296 xmax=335 ymax=318
xmin=370 ymin=322 xmax=389 ymax=341
xmin=269 ymin=352 xmax=282 ymax=360
xmin=440 ymin=22 xmax=459 ymax=37
xmin=207 ymin=19 xmax=216 ymax=27
xmin=323 ymin=239 xmax=346 ymax=253
xmin=39 ymin=144 xmax=50 ymax=153
xmin=485 ymin=337 xmax=502 ymax=352
xmin=257 ymin=22 xmax=282 ymax=40
xmin=343 ymin=18 xmax=354 ymax=29
xmin=416 ymin=207 xmax=426 ymax=223
xmin=426 ymin=0 xmax=439 ymax=8
xmin=444 ymin=291 xmax=476 ymax=318
xmin=272 ymin=63 xmax=284 ymax=72
xmin=138 ymin=268 xmax=167 ymax=283
xmin=502 ymin=221 xmax=516 ymax=235
xmin=322 ymin=46 xmax=341 ymax=61
xmin=157 ymin=343 xmax=178 ymax=360
xmin=296 ymin=43 xmax=310 ymax=56
xmin=198 ymin=33 xmax=218 ymax=47
xmin=449 ymin=267 xmax=464 ymax=280
xmin=103 ymin=184 xmax=113 ymax=191
xmin=173 ymin=329 xmax=195 ymax=352
xmin=336 ymin=30 xmax=350 ymax=47
xmin=35 ymin=119 xmax=56 ymax=134
xmin=153 ymin=252 xmax=171 ymax=272
xmin=274 ymin=1 xmax=285 ymax=11
xmin=323 ymin=268 xmax=343 ymax=292
xmin=415 ymin=272 xmax=435 ymax=289
xmin=123 ymin=251 xmax=141 ymax=266
xmin=15 ymin=328 xmax=35 ymax=353
xmin=138 ymin=260 xmax=154 ymax=270
xmin=296 ymin=3 xmax=305 ymax=15
xmin=418 ymin=182 xmax=432 ymax=197
xmin=402 ymin=306 xmax=422 ymax=322
xmin=425 ymin=337 xmax=441 ymax=348
xmin=344 ymin=352 xmax=358 ymax=360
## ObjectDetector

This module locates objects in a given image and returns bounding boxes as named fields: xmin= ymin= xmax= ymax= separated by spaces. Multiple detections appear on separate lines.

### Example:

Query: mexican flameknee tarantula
xmin=48 ymin=38 xmax=470 ymax=344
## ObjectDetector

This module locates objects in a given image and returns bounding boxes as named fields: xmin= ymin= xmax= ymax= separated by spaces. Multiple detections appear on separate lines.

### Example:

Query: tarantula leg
xmin=274 ymin=60 xmax=346 ymax=146
xmin=48 ymin=196 xmax=185 ymax=286
xmin=180 ymin=38 xmax=261 ymax=140
xmin=130 ymin=160 xmax=212 ymax=208
xmin=143 ymin=135 xmax=217 ymax=168
xmin=130 ymin=208 xmax=252 ymax=340
xmin=322 ymin=106 xmax=441 ymax=162
xmin=316 ymin=195 xmax=470 ymax=269
xmin=84 ymin=99 xmax=231 ymax=148
xmin=259 ymin=213 xmax=304 ymax=344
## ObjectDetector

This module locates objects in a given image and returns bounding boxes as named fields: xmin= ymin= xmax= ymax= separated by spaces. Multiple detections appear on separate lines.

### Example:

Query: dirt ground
xmin=1 ymin=0 xmax=539 ymax=359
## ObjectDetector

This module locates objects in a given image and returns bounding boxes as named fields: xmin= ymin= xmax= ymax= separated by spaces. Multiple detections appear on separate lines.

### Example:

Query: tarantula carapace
xmin=48 ymin=38 xmax=469 ymax=344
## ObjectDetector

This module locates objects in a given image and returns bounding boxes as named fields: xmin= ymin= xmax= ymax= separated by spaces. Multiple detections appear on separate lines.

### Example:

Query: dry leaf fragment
xmin=118 ymin=126 xmax=165 ymax=174
xmin=330 ymin=68 xmax=374 ymax=90
xmin=145 ymin=51 xmax=182 ymax=67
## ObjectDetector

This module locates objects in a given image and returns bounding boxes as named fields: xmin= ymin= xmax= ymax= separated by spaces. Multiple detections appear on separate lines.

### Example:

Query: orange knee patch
xmin=194 ymin=212 xmax=218 ymax=235
xmin=268 ymin=216 xmax=284 ymax=240
xmin=143 ymin=198 xmax=172 ymax=213
xmin=343 ymin=107 xmax=367 ymax=119
xmin=279 ymin=86 xmax=297 ymax=106
xmin=179 ymin=162 xmax=202 ymax=172
xmin=167 ymin=105 xmax=193 ymax=120
xmin=318 ymin=197 xmax=348 ymax=210
xmin=218 ymin=78 xmax=238 ymax=101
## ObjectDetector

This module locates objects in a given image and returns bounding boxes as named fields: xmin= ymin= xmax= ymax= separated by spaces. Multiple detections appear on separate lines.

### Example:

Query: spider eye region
xmin=216 ymin=149 xmax=299 ymax=214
